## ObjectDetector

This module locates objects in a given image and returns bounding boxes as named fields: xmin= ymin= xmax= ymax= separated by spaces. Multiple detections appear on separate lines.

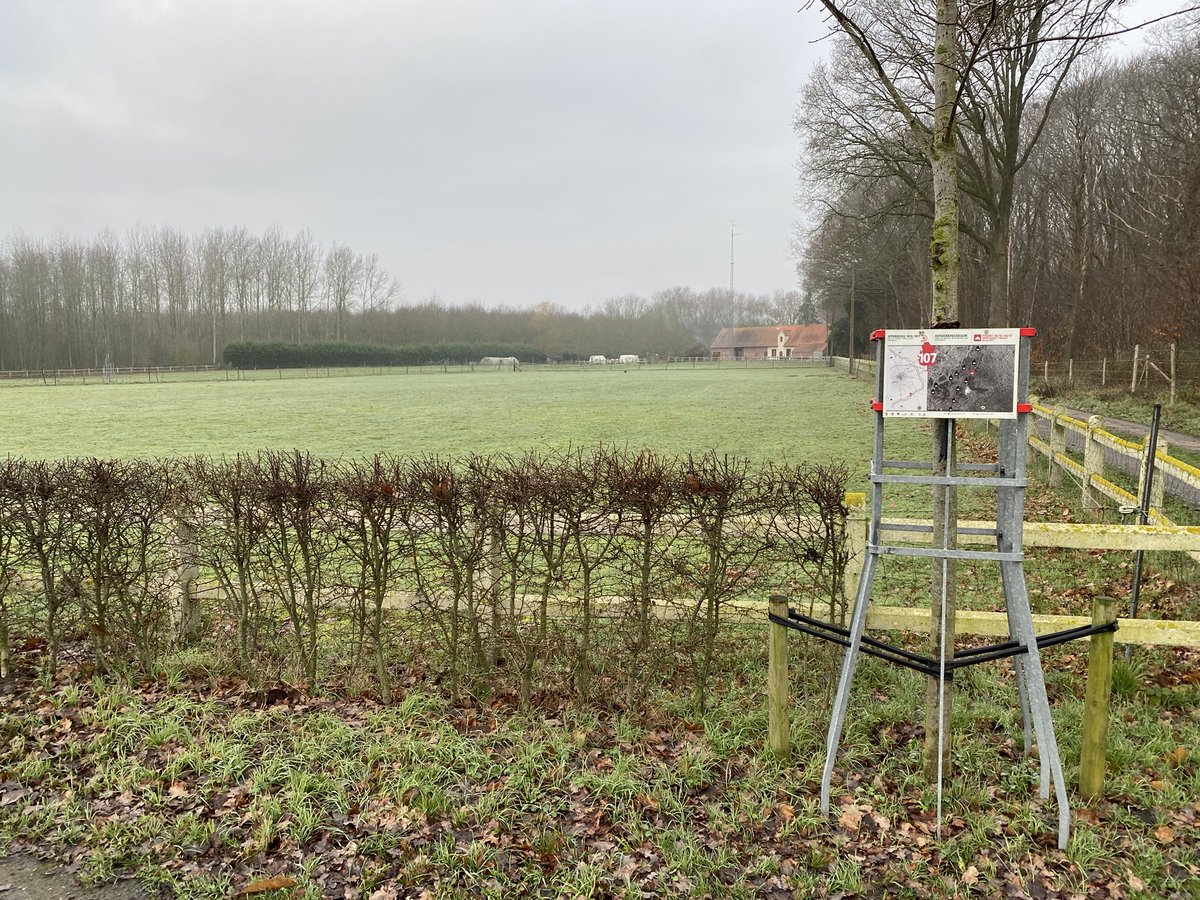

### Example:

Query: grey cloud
xmin=0 ymin=0 xmax=829 ymax=307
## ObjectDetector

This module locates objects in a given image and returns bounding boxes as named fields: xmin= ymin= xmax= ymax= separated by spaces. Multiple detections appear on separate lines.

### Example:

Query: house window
xmin=770 ymin=348 xmax=777 ymax=357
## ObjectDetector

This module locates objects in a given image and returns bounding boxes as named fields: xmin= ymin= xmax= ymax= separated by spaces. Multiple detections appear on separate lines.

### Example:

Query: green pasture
xmin=1 ymin=366 xmax=930 ymax=487
xmin=5 ymin=370 xmax=1199 ymax=897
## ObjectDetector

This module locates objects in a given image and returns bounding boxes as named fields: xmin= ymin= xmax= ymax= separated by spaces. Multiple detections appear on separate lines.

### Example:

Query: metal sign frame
xmin=818 ymin=328 xmax=1072 ymax=849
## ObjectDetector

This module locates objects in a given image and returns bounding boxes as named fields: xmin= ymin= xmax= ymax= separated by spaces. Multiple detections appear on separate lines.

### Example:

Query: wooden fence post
xmin=1083 ymin=416 xmax=1104 ymax=513
xmin=1068 ymin=358 xmax=1074 ymax=383
xmin=768 ymin=595 xmax=791 ymax=761
xmin=485 ymin=528 xmax=504 ymax=668
xmin=173 ymin=514 xmax=202 ymax=646
xmin=1170 ymin=343 xmax=1176 ymax=406
xmin=1130 ymin=344 xmax=1139 ymax=393
xmin=842 ymin=492 xmax=868 ymax=625
xmin=1080 ymin=595 xmax=1119 ymax=800
xmin=1101 ymin=357 xmax=1107 ymax=387
xmin=1151 ymin=440 xmax=1167 ymax=513
xmin=1049 ymin=406 xmax=1067 ymax=488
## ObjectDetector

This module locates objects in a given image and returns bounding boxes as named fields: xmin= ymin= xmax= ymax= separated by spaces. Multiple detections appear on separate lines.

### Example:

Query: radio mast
xmin=729 ymin=220 xmax=736 ymax=295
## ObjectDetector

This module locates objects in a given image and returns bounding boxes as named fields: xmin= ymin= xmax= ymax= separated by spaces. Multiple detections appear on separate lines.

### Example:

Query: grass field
xmin=4 ymin=365 xmax=1199 ymax=898
xmin=1 ymin=365 xmax=931 ymax=484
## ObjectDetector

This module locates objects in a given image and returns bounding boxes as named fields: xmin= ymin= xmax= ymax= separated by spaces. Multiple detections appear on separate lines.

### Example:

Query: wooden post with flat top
xmin=1079 ymin=594 xmax=1119 ymax=799
xmin=767 ymin=595 xmax=790 ymax=761
xmin=841 ymin=493 xmax=868 ymax=627
xmin=1083 ymin=416 xmax=1104 ymax=513
xmin=1049 ymin=406 xmax=1067 ymax=488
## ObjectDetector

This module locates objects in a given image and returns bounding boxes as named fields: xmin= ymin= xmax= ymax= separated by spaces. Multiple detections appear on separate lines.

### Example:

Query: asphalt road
xmin=0 ymin=856 xmax=147 ymax=900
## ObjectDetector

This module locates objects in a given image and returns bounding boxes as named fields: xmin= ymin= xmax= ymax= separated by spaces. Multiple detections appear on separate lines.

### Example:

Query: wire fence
xmin=0 ymin=356 xmax=837 ymax=387
xmin=1034 ymin=344 xmax=1194 ymax=400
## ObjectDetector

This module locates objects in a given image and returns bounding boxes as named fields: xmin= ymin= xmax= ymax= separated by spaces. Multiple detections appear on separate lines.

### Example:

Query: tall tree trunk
xmin=987 ymin=219 xmax=1011 ymax=328
xmin=1063 ymin=162 xmax=1094 ymax=361
xmin=924 ymin=0 xmax=960 ymax=782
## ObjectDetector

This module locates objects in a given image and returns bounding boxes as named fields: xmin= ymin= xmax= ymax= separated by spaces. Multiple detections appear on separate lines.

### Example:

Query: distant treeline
xmin=223 ymin=340 xmax=544 ymax=368
xmin=0 ymin=224 xmax=814 ymax=371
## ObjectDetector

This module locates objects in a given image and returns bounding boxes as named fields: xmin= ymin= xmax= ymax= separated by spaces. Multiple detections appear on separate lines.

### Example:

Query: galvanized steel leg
xmin=820 ymin=549 xmax=878 ymax=815
xmin=998 ymin=419 xmax=1032 ymax=755
xmin=1004 ymin=560 xmax=1070 ymax=849
xmin=1000 ymin=559 xmax=1033 ymax=757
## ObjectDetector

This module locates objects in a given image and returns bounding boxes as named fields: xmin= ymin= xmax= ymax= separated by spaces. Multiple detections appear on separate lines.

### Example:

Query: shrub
xmin=0 ymin=450 xmax=850 ymax=704
xmin=222 ymin=341 xmax=543 ymax=368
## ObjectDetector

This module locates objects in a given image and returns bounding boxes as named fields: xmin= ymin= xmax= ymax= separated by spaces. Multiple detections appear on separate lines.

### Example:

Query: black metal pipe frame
xmin=771 ymin=610 xmax=1117 ymax=681
xmin=770 ymin=613 xmax=944 ymax=678
xmin=1127 ymin=403 xmax=1162 ymax=656
xmin=786 ymin=610 xmax=942 ymax=668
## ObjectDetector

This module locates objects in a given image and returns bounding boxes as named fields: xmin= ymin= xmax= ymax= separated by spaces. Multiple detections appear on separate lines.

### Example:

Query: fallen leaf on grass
xmin=236 ymin=875 xmax=298 ymax=895
xmin=1153 ymin=825 xmax=1175 ymax=844
xmin=838 ymin=803 xmax=863 ymax=832
xmin=615 ymin=854 xmax=638 ymax=882
xmin=0 ymin=789 xmax=29 ymax=807
xmin=1076 ymin=807 xmax=1101 ymax=825
xmin=777 ymin=802 xmax=795 ymax=821
xmin=961 ymin=865 xmax=979 ymax=885
xmin=168 ymin=781 xmax=189 ymax=799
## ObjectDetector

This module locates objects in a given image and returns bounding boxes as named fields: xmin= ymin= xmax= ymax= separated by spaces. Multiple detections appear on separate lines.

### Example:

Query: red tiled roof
xmin=709 ymin=324 xmax=829 ymax=351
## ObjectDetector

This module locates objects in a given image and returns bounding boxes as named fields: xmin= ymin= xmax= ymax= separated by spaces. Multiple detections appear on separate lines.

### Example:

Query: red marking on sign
xmin=871 ymin=400 xmax=883 ymax=411
xmin=1017 ymin=403 xmax=1032 ymax=413
xmin=870 ymin=329 xmax=885 ymax=341
xmin=917 ymin=340 xmax=938 ymax=367
xmin=1019 ymin=327 xmax=1036 ymax=337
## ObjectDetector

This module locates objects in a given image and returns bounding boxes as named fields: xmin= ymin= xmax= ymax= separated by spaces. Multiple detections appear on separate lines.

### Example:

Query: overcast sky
xmin=0 ymin=0 xmax=1183 ymax=310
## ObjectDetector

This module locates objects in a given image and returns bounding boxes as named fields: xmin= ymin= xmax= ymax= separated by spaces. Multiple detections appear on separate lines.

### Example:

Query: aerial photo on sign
xmin=881 ymin=328 xmax=1020 ymax=418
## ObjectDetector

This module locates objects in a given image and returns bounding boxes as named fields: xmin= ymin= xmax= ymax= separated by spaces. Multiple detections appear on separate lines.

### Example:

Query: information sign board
xmin=881 ymin=328 xmax=1020 ymax=418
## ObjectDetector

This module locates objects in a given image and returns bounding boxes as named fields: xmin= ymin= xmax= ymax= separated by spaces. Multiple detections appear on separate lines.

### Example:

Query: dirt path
xmin=0 ymin=856 xmax=147 ymax=900
xmin=1064 ymin=408 xmax=1200 ymax=453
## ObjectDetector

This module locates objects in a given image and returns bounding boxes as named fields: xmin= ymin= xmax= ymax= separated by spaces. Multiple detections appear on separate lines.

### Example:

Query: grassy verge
xmin=3 ymin=470 xmax=1198 ymax=900
xmin=2 ymin=627 xmax=1197 ymax=899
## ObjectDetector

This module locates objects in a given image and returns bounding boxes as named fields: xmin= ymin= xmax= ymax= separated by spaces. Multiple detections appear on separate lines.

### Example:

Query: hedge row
xmin=221 ymin=341 xmax=544 ymax=368
xmin=0 ymin=450 xmax=850 ymax=708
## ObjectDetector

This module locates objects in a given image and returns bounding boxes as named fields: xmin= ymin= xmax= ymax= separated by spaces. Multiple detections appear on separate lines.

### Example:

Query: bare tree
xmin=292 ymin=228 xmax=322 ymax=343
xmin=323 ymin=244 xmax=361 ymax=343
xmin=198 ymin=228 xmax=232 ymax=365
xmin=801 ymin=0 xmax=1119 ymax=323
xmin=357 ymin=252 xmax=399 ymax=331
